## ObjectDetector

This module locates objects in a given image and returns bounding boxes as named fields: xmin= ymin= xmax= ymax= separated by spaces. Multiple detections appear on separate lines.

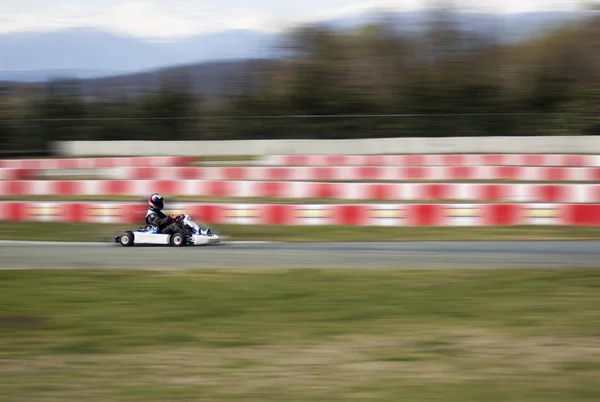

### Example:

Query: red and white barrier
xmin=0 ymin=168 xmax=33 ymax=180
xmin=1 ymin=201 xmax=599 ymax=226
xmin=116 ymin=165 xmax=600 ymax=182
xmin=264 ymin=154 xmax=600 ymax=167
xmin=0 ymin=156 xmax=192 ymax=170
xmin=3 ymin=180 xmax=600 ymax=203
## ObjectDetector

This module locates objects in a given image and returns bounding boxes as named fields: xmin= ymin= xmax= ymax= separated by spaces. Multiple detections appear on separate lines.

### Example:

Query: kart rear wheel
xmin=170 ymin=232 xmax=186 ymax=247
xmin=119 ymin=231 xmax=134 ymax=247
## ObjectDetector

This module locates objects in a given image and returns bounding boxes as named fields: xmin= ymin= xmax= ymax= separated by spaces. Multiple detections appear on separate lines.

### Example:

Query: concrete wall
xmin=55 ymin=136 xmax=600 ymax=156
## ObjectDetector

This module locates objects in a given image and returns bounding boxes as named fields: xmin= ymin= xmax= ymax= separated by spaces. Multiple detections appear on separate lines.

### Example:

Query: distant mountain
xmin=0 ymin=10 xmax=593 ymax=81
xmin=0 ymin=28 xmax=279 ymax=81
xmin=78 ymin=59 xmax=275 ymax=102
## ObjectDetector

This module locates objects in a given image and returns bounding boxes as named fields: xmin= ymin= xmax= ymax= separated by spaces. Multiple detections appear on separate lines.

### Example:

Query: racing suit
xmin=145 ymin=208 xmax=192 ymax=235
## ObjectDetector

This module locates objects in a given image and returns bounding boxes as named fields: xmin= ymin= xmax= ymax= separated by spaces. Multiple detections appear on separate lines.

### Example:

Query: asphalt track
xmin=1 ymin=240 xmax=599 ymax=269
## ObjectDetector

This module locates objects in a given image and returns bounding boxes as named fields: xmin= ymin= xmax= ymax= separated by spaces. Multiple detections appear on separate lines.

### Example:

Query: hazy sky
xmin=0 ymin=0 xmax=594 ymax=38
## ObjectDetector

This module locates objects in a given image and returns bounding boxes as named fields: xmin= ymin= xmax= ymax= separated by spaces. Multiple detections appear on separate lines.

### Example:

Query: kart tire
xmin=170 ymin=232 xmax=186 ymax=247
xmin=119 ymin=231 xmax=134 ymax=247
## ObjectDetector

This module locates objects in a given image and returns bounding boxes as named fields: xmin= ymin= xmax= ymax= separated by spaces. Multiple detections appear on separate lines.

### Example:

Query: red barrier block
xmin=333 ymin=205 xmax=367 ymax=226
xmin=562 ymin=204 xmax=600 ymax=226
xmin=179 ymin=167 xmax=201 ymax=179
xmin=357 ymin=166 xmax=382 ymax=180
xmin=482 ymin=204 xmax=522 ymax=226
xmin=56 ymin=159 xmax=76 ymax=169
xmin=366 ymin=184 xmax=395 ymax=200
xmin=207 ymin=181 xmax=231 ymax=197
xmin=313 ymin=167 xmax=335 ymax=180
xmin=154 ymin=181 xmax=177 ymax=195
xmin=270 ymin=167 xmax=292 ymax=181
xmin=62 ymin=203 xmax=87 ymax=222
xmin=263 ymin=204 xmax=293 ymax=225
xmin=408 ymin=204 xmax=442 ymax=226
xmin=131 ymin=157 xmax=148 ymax=167
xmin=55 ymin=181 xmax=78 ymax=196
xmin=522 ymin=154 xmax=542 ymax=166
xmin=132 ymin=167 xmax=157 ymax=180
xmin=309 ymin=183 xmax=340 ymax=199
xmin=536 ymin=185 xmax=566 ymax=202
xmin=105 ymin=180 xmax=128 ymax=195
xmin=364 ymin=155 xmax=385 ymax=166
xmin=287 ymin=155 xmax=309 ymax=166
xmin=402 ymin=166 xmax=426 ymax=180
xmin=5 ymin=181 xmax=28 ymax=196
xmin=258 ymin=181 xmax=286 ymax=198
xmin=563 ymin=155 xmax=587 ymax=167
xmin=423 ymin=184 xmax=447 ymax=200
xmin=96 ymin=158 xmax=116 ymax=168
xmin=481 ymin=154 xmax=504 ymax=165
xmin=449 ymin=166 xmax=474 ymax=180
xmin=324 ymin=155 xmax=347 ymax=166
xmin=14 ymin=169 xmax=34 ymax=179
xmin=174 ymin=157 xmax=194 ymax=166
xmin=588 ymin=168 xmax=600 ymax=181
xmin=4 ymin=202 xmax=26 ymax=221
xmin=496 ymin=166 xmax=520 ymax=180
xmin=479 ymin=184 xmax=505 ymax=201
xmin=589 ymin=186 xmax=600 ymax=202
xmin=405 ymin=155 xmax=426 ymax=166
xmin=223 ymin=167 xmax=245 ymax=180
xmin=21 ymin=160 xmax=41 ymax=169
xmin=541 ymin=167 xmax=567 ymax=181
xmin=193 ymin=205 xmax=222 ymax=224
xmin=441 ymin=154 xmax=467 ymax=165
xmin=121 ymin=204 xmax=147 ymax=223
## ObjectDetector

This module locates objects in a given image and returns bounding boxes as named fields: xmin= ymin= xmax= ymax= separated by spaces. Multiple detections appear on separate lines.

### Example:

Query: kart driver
xmin=145 ymin=193 xmax=210 ymax=236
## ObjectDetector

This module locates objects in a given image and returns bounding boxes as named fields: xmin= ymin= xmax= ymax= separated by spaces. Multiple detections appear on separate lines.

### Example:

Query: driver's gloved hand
xmin=171 ymin=214 xmax=185 ymax=222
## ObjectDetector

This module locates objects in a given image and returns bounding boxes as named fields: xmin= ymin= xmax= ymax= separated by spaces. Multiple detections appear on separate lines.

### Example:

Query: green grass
xmin=2 ymin=222 xmax=600 ymax=242
xmin=0 ymin=269 xmax=599 ymax=401
xmin=192 ymin=155 xmax=262 ymax=166
xmin=195 ymin=155 xmax=260 ymax=162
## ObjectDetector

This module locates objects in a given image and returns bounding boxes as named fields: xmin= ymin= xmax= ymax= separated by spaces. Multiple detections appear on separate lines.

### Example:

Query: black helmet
xmin=148 ymin=193 xmax=164 ymax=210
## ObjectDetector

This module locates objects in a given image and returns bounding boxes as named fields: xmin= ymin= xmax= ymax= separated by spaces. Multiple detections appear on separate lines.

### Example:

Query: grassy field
xmin=1 ymin=222 xmax=600 ymax=242
xmin=0 ymin=269 xmax=599 ymax=401
xmin=195 ymin=155 xmax=261 ymax=162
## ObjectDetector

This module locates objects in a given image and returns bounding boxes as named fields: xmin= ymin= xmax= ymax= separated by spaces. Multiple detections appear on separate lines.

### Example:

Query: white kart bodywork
xmin=130 ymin=232 xmax=219 ymax=245
xmin=116 ymin=215 xmax=220 ymax=246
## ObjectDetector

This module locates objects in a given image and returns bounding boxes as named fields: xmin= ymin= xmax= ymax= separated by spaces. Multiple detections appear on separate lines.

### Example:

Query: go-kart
xmin=115 ymin=215 xmax=220 ymax=247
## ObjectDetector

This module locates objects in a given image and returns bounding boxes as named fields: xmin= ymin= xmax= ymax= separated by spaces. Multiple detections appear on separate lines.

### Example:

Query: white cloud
xmin=0 ymin=0 xmax=592 ymax=38
xmin=0 ymin=2 xmax=96 ymax=33
xmin=107 ymin=1 xmax=202 ymax=37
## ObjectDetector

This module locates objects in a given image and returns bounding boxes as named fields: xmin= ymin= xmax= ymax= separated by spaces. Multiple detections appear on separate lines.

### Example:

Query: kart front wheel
xmin=119 ymin=231 xmax=134 ymax=247
xmin=170 ymin=233 xmax=186 ymax=247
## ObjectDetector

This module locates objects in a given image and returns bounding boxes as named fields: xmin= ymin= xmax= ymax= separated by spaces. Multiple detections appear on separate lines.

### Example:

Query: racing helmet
xmin=148 ymin=193 xmax=164 ymax=210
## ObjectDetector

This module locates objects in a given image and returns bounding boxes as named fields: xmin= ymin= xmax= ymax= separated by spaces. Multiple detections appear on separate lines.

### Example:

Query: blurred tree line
xmin=0 ymin=7 xmax=598 ymax=151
